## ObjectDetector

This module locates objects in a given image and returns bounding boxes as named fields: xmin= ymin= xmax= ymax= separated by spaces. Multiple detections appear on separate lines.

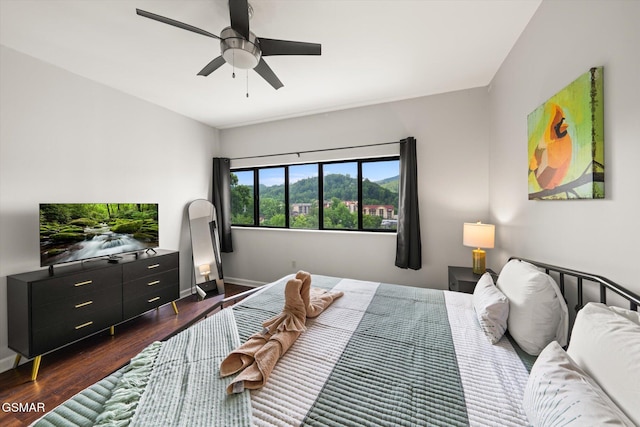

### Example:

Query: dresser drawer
xmin=32 ymin=282 xmax=121 ymax=327
xmin=123 ymin=269 xmax=178 ymax=300
xmin=31 ymin=303 xmax=122 ymax=356
xmin=123 ymin=285 xmax=179 ymax=319
xmin=31 ymin=266 xmax=121 ymax=308
xmin=122 ymin=252 xmax=179 ymax=282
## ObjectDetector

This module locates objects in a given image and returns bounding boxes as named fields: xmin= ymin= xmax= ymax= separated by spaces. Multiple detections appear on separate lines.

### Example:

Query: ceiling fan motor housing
xmin=220 ymin=27 xmax=261 ymax=69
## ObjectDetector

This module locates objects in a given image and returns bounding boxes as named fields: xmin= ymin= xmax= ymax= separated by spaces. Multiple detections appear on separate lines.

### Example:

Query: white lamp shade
xmin=198 ymin=264 xmax=211 ymax=276
xmin=463 ymin=222 xmax=495 ymax=249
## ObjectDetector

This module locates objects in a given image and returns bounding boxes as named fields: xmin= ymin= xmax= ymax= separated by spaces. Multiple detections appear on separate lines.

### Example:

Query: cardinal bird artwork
xmin=527 ymin=67 xmax=604 ymax=200
xmin=529 ymin=104 xmax=572 ymax=190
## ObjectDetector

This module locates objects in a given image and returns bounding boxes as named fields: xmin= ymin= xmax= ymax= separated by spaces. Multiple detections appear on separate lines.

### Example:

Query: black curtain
xmin=212 ymin=157 xmax=233 ymax=253
xmin=395 ymin=137 xmax=422 ymax=270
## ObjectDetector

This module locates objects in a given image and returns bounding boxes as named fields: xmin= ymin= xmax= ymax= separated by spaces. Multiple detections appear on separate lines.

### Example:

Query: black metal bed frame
xmin=509 ymin=257 xmax=640 ymax=313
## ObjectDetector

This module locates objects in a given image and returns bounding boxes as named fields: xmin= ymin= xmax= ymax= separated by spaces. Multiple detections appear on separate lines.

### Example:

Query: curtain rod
xmin=230 ymin=140 xmax=404 ymax=161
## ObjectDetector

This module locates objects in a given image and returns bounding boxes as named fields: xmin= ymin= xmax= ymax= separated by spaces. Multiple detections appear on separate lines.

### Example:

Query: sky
xmin=235 ymin=160 xmax=398 ymax=187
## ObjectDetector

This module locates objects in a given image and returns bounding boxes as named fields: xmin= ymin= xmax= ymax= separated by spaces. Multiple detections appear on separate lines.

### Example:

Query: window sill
xmin=231 ymin=226 xmax=397 ymax=236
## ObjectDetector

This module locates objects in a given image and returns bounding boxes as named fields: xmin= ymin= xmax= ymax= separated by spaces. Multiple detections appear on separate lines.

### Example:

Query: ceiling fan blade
xmin=136 ymin=9 xmax=220 ymax=40
xmin=258 ymin=38 xmax=321 ymax=56
xmin=254 ymin=58 xmax=283 ymax=90
xmin=229 ymin=0 xmax=250 ymax=40
xmin=197 ymin=56 xmax=226 ymax=76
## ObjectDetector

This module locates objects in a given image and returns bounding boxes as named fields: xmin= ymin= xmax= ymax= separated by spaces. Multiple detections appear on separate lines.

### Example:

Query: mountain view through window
xmin=231 ymin=158 xmax=399 ymax=231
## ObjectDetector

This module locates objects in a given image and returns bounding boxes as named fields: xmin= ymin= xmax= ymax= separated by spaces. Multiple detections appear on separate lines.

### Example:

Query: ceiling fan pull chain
xmin=246 ymin=70 xmax=249 ymax=98
xmin=232 ymin=50 xmax=236 ymax=78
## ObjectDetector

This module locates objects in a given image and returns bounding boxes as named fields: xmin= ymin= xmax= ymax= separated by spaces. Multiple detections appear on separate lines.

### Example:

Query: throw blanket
xmin=119 ymin=309 xmax=251 ymax=427
xmin=33 ymin=274 xmax=534 ymax=426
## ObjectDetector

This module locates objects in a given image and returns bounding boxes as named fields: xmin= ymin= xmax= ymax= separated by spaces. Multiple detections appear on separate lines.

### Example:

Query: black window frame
xmin=257 ymin=165 xmax=288 ymax=228
xmin=230 ymin=155 xmax=399 ymax=232
xmin=229 ymin=169 xmax=257 ymax=226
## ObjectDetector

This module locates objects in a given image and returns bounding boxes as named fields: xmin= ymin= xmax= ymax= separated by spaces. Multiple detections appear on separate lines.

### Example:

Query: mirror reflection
xmin=188 ymin=199 xmax=224 ymax=298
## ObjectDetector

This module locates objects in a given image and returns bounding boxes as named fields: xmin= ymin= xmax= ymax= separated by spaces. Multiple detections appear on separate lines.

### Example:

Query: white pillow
xmin=608 ymin=304 xmax=640 ymax=324
xmin=473 ymin=273 xmax=509 ymax=344
xmin=567 ymin=302 xmax=640 ymax=425
xmin=523 ymin=341 xmax=635 ymax=426
xmin=496 ymin=260 xmax=568 ymax=355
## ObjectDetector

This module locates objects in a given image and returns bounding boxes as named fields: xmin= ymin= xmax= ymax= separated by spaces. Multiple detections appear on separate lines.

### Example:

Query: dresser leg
xmin=13 ymin=354 xmax=21 ymax=368
xmin=110 ymin=326 xmax=115 ymax=336
xmin=31 ymin=355 xmax=42 ymax=381
xmin=171 ymin=301 xmax=179 ymax=315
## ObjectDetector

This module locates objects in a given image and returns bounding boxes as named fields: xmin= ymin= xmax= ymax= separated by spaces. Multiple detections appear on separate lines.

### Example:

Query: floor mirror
xmin=187 ymin=199 xmax=224 ymax=299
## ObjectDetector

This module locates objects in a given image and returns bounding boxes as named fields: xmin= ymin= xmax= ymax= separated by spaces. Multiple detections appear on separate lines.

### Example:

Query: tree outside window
xmin=230 ymin=170 xmax=254 ymax=225
xmin=231 ymin=157 xmax=399 ymax=232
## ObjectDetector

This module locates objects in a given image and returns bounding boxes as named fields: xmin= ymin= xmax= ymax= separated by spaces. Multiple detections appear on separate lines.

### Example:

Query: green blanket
xmin=34 ymin=275 xmax=534 ymax=426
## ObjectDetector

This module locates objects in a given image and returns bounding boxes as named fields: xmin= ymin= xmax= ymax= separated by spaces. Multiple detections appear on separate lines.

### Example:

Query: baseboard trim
xmin=0 ymin=354 xmax=21 ymax=374
xmin=179 ymin=288 xmax=195 ymax=299
xmin=224 ymin=277 xmax=265 ymax=288
xmin=178 ymin=278 xmax=263 ymax=299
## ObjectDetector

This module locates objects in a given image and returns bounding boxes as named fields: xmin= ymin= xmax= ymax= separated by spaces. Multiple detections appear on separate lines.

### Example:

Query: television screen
xmin=39 ymin=203 xmax=159 ymax=267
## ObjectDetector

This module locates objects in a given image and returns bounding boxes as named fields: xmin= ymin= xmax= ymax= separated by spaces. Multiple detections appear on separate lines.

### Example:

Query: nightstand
xmin=448 ymin=266 xmax=497 ymax=294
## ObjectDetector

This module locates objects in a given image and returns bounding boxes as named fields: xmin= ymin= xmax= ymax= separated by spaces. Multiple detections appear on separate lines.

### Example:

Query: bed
xmin=32 ymin=257 xmax=640 ymax=426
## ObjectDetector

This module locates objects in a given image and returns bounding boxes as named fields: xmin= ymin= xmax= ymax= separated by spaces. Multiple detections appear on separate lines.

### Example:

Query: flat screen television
xmin=39 ymin=203 xmax=159 ymax=267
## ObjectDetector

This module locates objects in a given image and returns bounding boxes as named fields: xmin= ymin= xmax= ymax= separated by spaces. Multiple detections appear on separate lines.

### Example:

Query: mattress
xmin=33 ymin=274 xmax=535 ymax=426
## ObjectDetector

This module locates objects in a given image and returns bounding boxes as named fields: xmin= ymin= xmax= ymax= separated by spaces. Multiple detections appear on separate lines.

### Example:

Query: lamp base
xmin=471 ymin=248 xmax=486 ymax=275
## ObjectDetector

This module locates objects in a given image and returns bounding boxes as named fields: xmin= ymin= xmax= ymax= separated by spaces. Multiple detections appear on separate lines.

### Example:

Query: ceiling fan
xmin=136 ymin=0 xmax=321 ymax=90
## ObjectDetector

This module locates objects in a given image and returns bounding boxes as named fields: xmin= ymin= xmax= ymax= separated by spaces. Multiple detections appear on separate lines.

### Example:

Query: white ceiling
xmin=0 ymin=0 xmax=541 ymax=129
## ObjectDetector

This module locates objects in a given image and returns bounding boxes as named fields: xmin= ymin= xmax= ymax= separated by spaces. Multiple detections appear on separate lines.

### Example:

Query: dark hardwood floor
xmin=0 ymin=284 xmax=252 ymax=427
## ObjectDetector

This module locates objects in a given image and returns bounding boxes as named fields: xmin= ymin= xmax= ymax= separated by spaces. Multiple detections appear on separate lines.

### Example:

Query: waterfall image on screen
xmin=39 ymin=203 xmax=159 ymax=266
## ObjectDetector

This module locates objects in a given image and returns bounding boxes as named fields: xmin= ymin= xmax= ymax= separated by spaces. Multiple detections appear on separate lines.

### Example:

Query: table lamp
xmin=199 ymin=263 xmax=211 ymax=281
xmin=463 ymin=222 xmax=495 ymax=274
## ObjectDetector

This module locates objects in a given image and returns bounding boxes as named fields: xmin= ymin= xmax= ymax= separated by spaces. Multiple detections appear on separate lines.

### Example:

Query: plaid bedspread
xmin=33 ymin=274 xmax=534 ymax=426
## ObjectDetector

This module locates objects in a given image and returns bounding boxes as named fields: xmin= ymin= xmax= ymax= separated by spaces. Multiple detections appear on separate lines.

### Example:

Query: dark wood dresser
xmin=7 ymin=249 xmax=179 ymax=380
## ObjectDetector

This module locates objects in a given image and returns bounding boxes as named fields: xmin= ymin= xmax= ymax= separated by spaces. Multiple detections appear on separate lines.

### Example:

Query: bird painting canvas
xmin=527 ymin=67 xmax=604 ymax=200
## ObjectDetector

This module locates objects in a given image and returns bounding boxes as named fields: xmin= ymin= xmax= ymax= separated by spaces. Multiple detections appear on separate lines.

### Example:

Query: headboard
xmin=508 ymin=257 xmax=640 ymax=313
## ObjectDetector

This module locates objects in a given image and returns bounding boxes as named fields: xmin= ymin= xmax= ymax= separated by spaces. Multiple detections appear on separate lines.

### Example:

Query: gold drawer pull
xmin=148 ymin=296 xmax=161 ymax=303
xmin=74 ymin=280 xmax=92 ymax=287
xmin=147 ymin=280 xmax=160 ymax=286
xmin=147 ymin=264 xmax=160 ymax=269
xmin=75 ymin=321 xmax=93 ymax=330
xmin=75 ymin=300 xmax=93 ymax=308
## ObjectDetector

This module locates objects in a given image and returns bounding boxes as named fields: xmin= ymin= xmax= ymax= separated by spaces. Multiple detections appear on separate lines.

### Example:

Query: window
xmin=323 ymin=162 xmax=357 ymax=230
xmin=259 ymin=167 xmax=286 ymax=227
xmin=230 ymin=170 xmax=254 ymax=225
xmin=231 ymin=156 xmax=399 ymax=232
xmin=362 ymin=159 xmax=399 ymax=230
xmin=289 ymin=163 xmax=318 ymax=229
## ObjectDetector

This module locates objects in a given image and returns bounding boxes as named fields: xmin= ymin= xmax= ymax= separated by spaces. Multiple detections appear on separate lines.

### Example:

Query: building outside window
xmin=231 ymin=156 xmax=399 ymax=232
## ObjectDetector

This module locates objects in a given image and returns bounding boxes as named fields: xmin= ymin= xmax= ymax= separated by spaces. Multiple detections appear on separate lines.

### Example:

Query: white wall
xmin=0 ymin=46 xmax=218 ymax=370
xmin=220 ymin=88 xmax=492 ymax=288
xmin=488 ymin=0 xmax=640 ymax=299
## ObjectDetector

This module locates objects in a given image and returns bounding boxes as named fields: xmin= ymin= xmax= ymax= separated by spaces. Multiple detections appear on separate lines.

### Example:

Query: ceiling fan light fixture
xmin=136 ymin=2 xmax=320 ymax=90
xmin=220 ymin=27 xmax=261 ymax=69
